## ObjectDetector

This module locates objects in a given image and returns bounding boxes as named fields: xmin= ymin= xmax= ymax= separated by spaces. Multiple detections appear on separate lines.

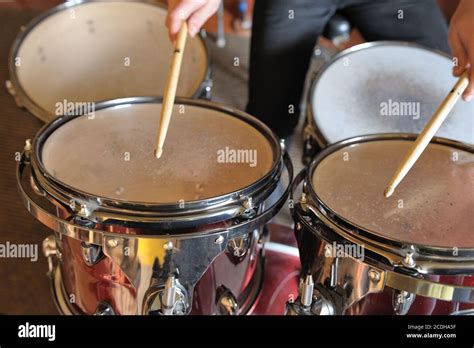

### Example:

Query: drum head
xmin=13 ymin=1 xmax=208 ymax=121
xmin=311 ymin=138 xmax=474 ymax=248
xmin=311 ymin=42 xmax=474 ymax=145
xmin=41 ymin=102 xmax=275 ymax=204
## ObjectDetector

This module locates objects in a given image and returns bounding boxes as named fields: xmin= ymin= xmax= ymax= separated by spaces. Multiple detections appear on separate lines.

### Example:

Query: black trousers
xmin=247 ymin=0 xmax=450 ymax=138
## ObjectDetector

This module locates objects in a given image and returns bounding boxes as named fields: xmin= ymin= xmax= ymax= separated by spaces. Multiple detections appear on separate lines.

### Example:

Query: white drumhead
xmin=311 ymin=43 xmax=474 ymax=145
xmin=41 ymin=102 xmax=274 ymax=203
xmin=15 ymin=1 xmax=208 ymax=121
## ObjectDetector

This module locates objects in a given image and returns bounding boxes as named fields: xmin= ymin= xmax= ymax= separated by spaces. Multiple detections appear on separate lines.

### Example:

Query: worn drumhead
xmin=312 ymin=139 xmax=474 ymax=248
xmin=14 ymin=1 xmax=208 ymax=121
xmin=311 ymin=43 xmax=474 ymax=145
xmin=41 ymin=102 xmax=275 ymax=203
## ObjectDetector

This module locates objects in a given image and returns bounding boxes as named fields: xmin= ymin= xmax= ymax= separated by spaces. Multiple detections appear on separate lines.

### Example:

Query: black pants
xmin=247 ymin=0 xmax=450 ymax=138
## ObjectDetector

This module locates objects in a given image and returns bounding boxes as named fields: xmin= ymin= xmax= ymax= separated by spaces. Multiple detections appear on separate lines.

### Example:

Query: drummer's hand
xmin=449 ymin=0 xmax=474 ymax=101
xmin=166 ymin=0 xmax=221 ymax=42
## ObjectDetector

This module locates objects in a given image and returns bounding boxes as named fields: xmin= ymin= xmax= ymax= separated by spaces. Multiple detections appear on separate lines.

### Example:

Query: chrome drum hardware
xmin=290 ymin=134 xmax=474 ymax=315
xmin=18 ymin=98 xmax=293 ymax=315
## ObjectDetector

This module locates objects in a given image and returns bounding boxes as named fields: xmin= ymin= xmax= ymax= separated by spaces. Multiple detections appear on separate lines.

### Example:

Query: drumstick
xmin=155 ymin=22 xmax=188 ymax=159
xmin=384 ymin=69 xmax=470 ymax=198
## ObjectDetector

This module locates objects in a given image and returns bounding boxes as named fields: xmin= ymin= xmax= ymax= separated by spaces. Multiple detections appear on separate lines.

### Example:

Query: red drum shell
xmin=58 ymin=229 xmax=260 ymax=315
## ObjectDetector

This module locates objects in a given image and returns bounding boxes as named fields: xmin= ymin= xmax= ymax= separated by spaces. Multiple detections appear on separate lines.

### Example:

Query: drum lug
xmin=241 ymin=197 xmax=256 ymax=219
xmin=302 ymin=125 xmax=318 ymax=165
xmin=94 ymin=302 xmax=115 ymax=316
xmin=303 ymin=123 xmax=316 ymax=141
xmin=402 ymin=250 xmax=416 ymax=268
xmin=80 ymin=242 xmax=104 ymax=266
xmin=279 ymin=139 xmax=287 ymax=153
xmin=203 ymin=80 xmax=213 ymax=100
xmin=147 ymin=275 xmax=189 ymax=315
xmin=392 ymin=289 xmax=416 ymax=315
xmin=42 ymin=235 xmax=60 ymax=277
xmin=216 ymin=286 xmax=238 ymax=315
xmin=311 ymin=289 xmax=336 ymax=315
xmin=77 ymin=204 xmax=92 ymax=218
xmin=227 ymin=233 xmax=251 ymax=258
xmin=286 ymin=275 xmax=336 ymax=316
xmin=5 ymin=80 xmax=24 ymax=108
xmin=73 ymin=204 xmax=96 ymax=227
xmin=198 ymin=76 xmax=213 ymax=100
xmin=398 ymin=247 xmax=420 ymax=275
xmin=23 ymin=139 xmax=32 ymax=162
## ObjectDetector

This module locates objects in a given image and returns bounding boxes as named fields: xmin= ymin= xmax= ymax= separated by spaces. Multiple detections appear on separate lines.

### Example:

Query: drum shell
xmin=294 ymin=217 xmax=474 ymax=315
xmin=55 ymin=220 xmax=261 ymax=315
xmin=18 ymin=97 xmax=292 ymax=315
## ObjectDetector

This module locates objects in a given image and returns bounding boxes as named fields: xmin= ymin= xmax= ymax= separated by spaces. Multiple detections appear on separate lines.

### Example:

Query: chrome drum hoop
xmin=294 ymin=133 xmax=474 ymax=274
xmin=6 ymin=0 xmax=213 ymax=122
xmin=25 ymin=97 xmax=286 ymax=232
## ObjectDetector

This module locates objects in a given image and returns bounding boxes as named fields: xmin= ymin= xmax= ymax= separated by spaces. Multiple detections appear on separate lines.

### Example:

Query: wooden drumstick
xmin=155 ymin=22 xmax=188 ymax=159
xmin=384 ymin=69 xmax=470 ymax=198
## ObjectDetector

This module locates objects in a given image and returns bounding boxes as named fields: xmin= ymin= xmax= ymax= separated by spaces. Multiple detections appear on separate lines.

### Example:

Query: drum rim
xmin=305 ymin=133 xmax=474 ymax=256
xmin=306 ymin=41 xmax=454 ymax=148
xmin=30 ymin=96 xmax=283 ymax=214
xmin=7 ymin=0 xmax=212 ymax=123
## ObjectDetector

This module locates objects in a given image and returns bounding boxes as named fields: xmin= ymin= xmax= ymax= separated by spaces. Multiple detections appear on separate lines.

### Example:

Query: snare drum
xmin=303 ymin=42 xmax=474 ymax=162
xmin=7 ymin=0 xmax=211 ymax=122
xmin=290 ymin=134 xmax=474 ymax=315
xmin=17 ymin=98 xmax=293 ymax=315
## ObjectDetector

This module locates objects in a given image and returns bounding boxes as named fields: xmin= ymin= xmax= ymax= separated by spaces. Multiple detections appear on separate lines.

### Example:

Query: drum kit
xmin=8 ymin=0 xmax=473 ymax=316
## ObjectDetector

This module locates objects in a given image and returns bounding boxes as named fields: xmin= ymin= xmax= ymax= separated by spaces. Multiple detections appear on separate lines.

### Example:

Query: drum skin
xmin=57 ymin=229 xmax=260 ymax=315
xmin=309 ymin=42 xmax=474 ymax=145
xmin=10 ymin=1 xmax=211 ymax=122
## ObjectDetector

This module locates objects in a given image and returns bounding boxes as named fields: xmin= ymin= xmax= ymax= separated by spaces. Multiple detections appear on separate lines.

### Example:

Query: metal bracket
xmin=5 ymin=80 xmax=24 ymax=108
xmin=392 ymin=289 xmax=416 ymax=315
xmin=102 ymin=233 xmax=229 ymax=315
